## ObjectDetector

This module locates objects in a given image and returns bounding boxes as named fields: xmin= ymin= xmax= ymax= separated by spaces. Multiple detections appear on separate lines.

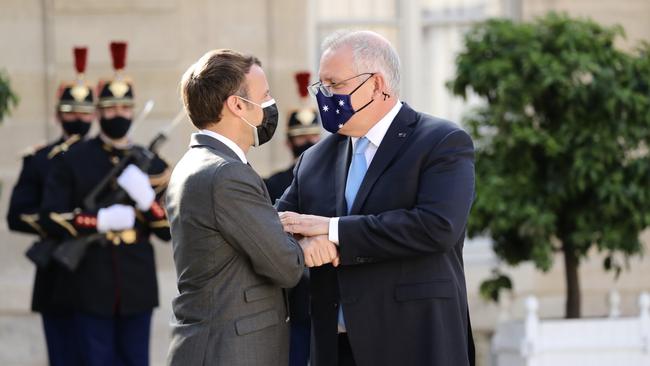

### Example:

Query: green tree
xmin=0 ymin=69 xmax=19 ymax=196
xmin=0 ymin=69 xmax=19 ymax=123
xmin=450 ymin=12 xmax=650 ymax=318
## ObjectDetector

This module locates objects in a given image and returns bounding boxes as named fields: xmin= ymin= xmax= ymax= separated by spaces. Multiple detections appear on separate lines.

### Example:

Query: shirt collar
xmin=198 ymin=129 xmax=248 ymax=164
xmin=352 ymin=101 xmax=403 ymax=149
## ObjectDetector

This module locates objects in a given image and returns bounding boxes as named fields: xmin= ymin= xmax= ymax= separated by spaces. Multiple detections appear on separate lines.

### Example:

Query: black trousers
xmin=42 ymin=313 xmax=82 ymax=366
xmin=338 ymin=333 xmax=356 ymax=366
xmin=74 ymin=310 xmax=152 ymax=366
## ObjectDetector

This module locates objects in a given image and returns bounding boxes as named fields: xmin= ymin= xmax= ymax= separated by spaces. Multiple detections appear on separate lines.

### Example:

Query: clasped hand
xmin=279 ymin=212 xmax=338 ymax=268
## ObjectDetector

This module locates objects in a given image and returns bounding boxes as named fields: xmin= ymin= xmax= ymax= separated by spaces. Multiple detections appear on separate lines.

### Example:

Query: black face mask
xmin=62 ymin=119 xmax=91 ymax=137
xmin=238 ymin=97 xmax=279 ymax=147
xmin=100 ymin=116 xmax=132 ymax=139
xmin=256 ymin=100 xmax=279 ymax=146
xmin=291 ymin=141 xmax=315 ymax=158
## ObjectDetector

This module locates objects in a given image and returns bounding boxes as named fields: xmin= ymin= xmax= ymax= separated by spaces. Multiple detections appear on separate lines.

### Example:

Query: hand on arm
xmin=279 ymin=211 xmax=330 ymax=237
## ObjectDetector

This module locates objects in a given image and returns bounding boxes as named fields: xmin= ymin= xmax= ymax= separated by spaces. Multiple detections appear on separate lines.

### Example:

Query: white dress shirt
xmin=328 ymin=101 xmax=403 ymax=244
xmin=198 ymin=129 xmax=247 ymax=164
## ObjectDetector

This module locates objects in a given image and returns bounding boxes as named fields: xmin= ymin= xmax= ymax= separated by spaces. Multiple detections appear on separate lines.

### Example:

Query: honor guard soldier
xmin=39 ymin=41 xmax=171 ymax=366
xmin=264 ymin=71 xmax=321 ymax=366
xmin=6 ymin=46 xmax=95 ymax=366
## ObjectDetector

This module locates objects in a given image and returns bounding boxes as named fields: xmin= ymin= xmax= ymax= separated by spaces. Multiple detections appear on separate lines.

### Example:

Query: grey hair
xmin=321 ymin=30 xmax=401 ymax=97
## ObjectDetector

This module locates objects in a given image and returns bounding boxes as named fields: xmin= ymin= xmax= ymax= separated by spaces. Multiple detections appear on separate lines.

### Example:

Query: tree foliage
xmin=450 ymin=13 xmax=650 ymax=316
xmin=0 ymin=69 xmax=19 ymax=124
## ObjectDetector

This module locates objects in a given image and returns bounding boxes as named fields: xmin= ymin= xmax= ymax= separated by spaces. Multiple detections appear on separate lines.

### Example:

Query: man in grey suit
xmin=165 ymin=49 xmax=306 ymax=366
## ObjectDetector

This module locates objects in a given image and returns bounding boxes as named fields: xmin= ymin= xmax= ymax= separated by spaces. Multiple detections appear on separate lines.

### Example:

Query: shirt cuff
xmin=329 ymin=217 xmax=340 ymax=245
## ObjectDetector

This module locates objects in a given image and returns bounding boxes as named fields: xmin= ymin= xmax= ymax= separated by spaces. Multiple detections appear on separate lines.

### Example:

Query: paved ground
xmin=0 ymin=230 xmax=177 ymax=366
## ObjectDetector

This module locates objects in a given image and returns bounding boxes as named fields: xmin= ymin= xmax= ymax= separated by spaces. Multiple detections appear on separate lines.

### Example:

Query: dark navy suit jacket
xmin=277 ymin=103 xmax=476 ymax=366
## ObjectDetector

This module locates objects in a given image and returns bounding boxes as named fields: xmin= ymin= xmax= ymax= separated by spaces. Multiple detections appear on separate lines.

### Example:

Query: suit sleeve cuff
xmin=329 ymin=217 xmax=340 ymax=245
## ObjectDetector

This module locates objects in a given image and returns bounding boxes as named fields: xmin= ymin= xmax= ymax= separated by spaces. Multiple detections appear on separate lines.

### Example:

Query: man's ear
xmin=225 ymin=95 xmax=244 ymax=117
xmin=372 ymin=73 xmax=387 ymax=97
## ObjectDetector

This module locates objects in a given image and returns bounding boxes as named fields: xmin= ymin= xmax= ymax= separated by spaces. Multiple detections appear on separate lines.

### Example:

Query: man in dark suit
xmin=278 ymin=30 xmax=476 ymax=366
xmin=165 ymin=49 xmax=305 ymax=366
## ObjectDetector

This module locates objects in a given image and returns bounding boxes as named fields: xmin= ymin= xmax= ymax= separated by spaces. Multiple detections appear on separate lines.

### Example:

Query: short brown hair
xmin=180 ymin=49 xmax=261 ymax=129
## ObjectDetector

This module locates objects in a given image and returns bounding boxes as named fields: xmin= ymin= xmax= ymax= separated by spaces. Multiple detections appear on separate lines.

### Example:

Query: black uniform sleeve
xmin=38 ymin=156 xmax=82 ymax=240
xmin=136 ymin=154 xmax=171 ymax=241
xmin=7 ymin=154 xmax=47 ymax=236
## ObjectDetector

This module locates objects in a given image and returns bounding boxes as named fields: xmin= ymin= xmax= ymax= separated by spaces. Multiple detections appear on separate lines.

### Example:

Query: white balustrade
xmin=492 ymin=292 xmax=650 ymax=366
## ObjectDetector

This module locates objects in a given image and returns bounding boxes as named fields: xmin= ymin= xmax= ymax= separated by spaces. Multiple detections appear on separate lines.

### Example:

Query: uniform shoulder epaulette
xmin=47 ymin=134 xmax=81 ymax=159
xmin=19 ymin=142 xmax=47 ymax=159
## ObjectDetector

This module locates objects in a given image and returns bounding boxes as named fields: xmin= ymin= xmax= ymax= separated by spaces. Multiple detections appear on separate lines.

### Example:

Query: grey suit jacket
xmin=165 ymin=133 xmax=304 ymax=366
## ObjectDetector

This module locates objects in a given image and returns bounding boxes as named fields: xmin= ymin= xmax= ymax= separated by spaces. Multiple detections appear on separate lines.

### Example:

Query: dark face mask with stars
xmin=314 ymin=75 xmax=374 ymax=134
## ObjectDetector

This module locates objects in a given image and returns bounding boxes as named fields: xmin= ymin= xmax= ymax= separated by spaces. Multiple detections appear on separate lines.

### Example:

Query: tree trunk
xmin=562 ymin=239 xmax=581 ymax=318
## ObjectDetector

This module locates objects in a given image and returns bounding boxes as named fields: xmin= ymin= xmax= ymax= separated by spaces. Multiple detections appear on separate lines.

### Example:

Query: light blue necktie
xmin=345 ymin=137 xmax=370 ymax=214
xmin=339 ymin=137 xmax=370 ymax=332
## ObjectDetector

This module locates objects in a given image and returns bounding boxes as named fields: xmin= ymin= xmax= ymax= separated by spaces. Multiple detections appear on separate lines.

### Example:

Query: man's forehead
xmin=245 ymin=65 xmax=270 ymax=95
xmin=246 ymin=65 xmax=264 ymax=83
xmin=319 ymin=46 xmax=354 ymax=81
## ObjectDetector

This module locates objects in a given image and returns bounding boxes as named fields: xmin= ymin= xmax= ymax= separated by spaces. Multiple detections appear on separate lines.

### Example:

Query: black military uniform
xmin=265 ymin=71 xmax=321 ymax=366
xmin=8 ymin=135 xmax=83 ymax=311
xmin=41 ymin=137 xmax=171 ymax=314
xmin=39 ymin=41 xmax=171 ymax=366
xmin=6 ymin=46 xmax=94 ymax=366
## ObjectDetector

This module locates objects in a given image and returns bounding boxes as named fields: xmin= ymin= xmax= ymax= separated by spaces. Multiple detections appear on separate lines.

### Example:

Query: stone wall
xmin=0 ymin=1 xmax=310 ymax=364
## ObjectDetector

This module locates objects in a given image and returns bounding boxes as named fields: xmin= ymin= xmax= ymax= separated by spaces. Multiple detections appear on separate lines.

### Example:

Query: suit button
xmin=334 ymin=302 xmax=338 ymax=308
xmin=355 ymin=257 xmax=373 ymax=263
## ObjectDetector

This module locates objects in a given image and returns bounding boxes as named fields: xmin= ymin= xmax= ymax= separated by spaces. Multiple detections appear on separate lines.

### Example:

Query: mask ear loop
xmin=239 ymin=115 xmax=260 ymax=147
xmin=349 ymin=74 xmax=376 ymax=113
xmin=349 ymin=73 xmax=375 ymax=96
xmin=235 ymin=97 xmax=261 ymax=147
xmin=382 ymin=92 xmax=390 ymax=101
xmin=354 ymin=98 xmax=374 ymax=113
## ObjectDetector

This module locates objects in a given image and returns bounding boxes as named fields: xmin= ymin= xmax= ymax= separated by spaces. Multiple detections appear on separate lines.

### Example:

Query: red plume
xmin=110 ymin=41 xmax=128 ymax=70
xmin=74 ymin=47 xmax=88 ymax=74
xmin=295 ymin=71 xmax=311 ymax=98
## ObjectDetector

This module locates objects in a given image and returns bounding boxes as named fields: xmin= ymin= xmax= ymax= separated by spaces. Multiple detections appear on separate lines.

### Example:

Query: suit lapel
xmin=335 ymin=137 xmax=351 ymax=216
xmin=349 ymin=104 xmax=418 ymax=214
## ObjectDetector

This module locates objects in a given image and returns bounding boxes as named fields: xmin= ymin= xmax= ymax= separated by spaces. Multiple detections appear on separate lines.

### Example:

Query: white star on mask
xmin=322 ymin=105 xmax=329 ymax=112
xmin=338 ymin=100 xmax=345 ymax=106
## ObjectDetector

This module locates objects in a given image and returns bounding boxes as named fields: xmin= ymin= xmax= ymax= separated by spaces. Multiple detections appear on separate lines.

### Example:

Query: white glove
xmin=97 ymin=204 xmax=136 ymax=233
xmin=117 ymin=164 xmax=156 ymax=211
